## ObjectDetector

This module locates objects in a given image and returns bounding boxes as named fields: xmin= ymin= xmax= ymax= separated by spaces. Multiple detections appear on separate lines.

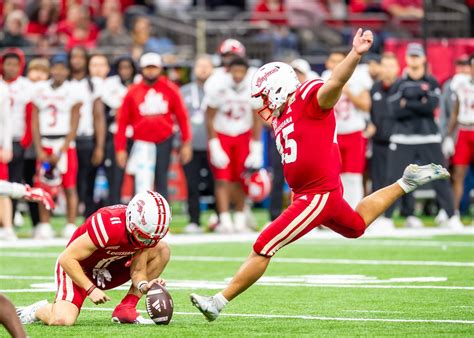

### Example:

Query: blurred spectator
xmin=181 ymin=55 xmax=215 ymax=233
xmin=290 ymin=58 xmax=319 ymax=83
xmin=130 ymin=16 xmax=176 ymax=61
xmin=97 ymin=11 xmax=133 ymax=49
xmin=369 ymin=52 xmax=405 ymax=229
xmin=349 ymin=0 xmax=383 ymax=13
xmin=101 ymin=55 xmax=137 ymax=205
xmin=386 ymin=43 xmax=462 ymax=229
xmin=382 ymin=0 xmax=424 ymax=19
xmin=439 ymin=55 xmax=471 ymax=137
xmin=95 ymin=0 xmax=121 ymax=29
xmin=25 ymin=0 xmax=58 ymax=43
xmin=251 ymin=0 xmax=298 ymax=58
xmin=322 ymin=49 xmax=372 ymax=208
xmin=364 ymin=53 xmax=382 ymax=82
xmin=204 ymin=56 xmax=262 ymax=233
xmin=89 ymin=53 xmax=110 ymax=80
xmin=0 ymin=10 xmax=32 ymax=48
xmin=69 ymin=46 xmax=106 ymax=221
xmin=0 ymin=0 xmax=26 ymax=26
xmin=443 ymin=54 xmax=474 ymax=215
xmin=24 ymin=58 xmax=50 ymax=238
xmin=115 ymin=52 xmax=192 ymax=197
xmin=0 ymin=78 xmax=13 ymax=239
xmin=57 ymin=4 xmax=99 ymax=50
xmin=1 ymin=48 xmax=33 ymax=232
xmin=31 ymin=54 xmax=81 ymax=239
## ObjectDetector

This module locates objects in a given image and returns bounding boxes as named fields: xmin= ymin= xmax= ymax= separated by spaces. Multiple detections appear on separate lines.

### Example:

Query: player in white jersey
xmin=0 ymin=48 xmax=34 ymax=230
xmin=0 ymin=81 xmax=15 ymax=239
xmin=31 ymin=54 xmax=82 ymax=239
xmin=69 ymin=46 xmax=106 ymax=222
xmin=444 ymin=54 xmax=474 ymax=211
xmin=322 ymin=49 xmax=372 ymax=208
xmin=205 ymin=56 xmax=262 ymax=233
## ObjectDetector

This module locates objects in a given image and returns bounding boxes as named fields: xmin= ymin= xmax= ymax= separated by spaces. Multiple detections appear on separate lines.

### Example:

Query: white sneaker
xmin=2 ymin=228 xmax=17 ymax=240
xmin=442 ymin=214 xmax=464 ymax=230
xmin=184 ymin=223 xmax=203 ymax=234
xmin=207 ymin=213 xmax=219 ymax=232
xmin=233 ymin=212 xmax=252 ymax=233
xmin=14 ymin=211 xmax=24 ymax=227
xmin=111 ymin=315 xmax=154 ymax=325
xmin=435 ymin=209 xmax=449 ymax=226
xmin=405 ymin=216 xmax=424 ymax=228
xmin=398 ymin=164 xmax=450 ymax=193
xmin=190 ymin=294 xmax=221 ymax=322
xmin=34 ymin=223 xmax=55 ymax=239
xmin=244 ymin=205 xmax=258 ymax=230
xmin=17 ymin=299 xmax=48 ymax=324
xmin=371 ymin=217 xmax=395 ymax=232
xmin=62 ymin=223 xmax=77 ymax=239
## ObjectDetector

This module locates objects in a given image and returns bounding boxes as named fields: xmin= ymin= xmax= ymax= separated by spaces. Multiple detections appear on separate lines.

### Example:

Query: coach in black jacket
xmin=385 ymin=43 xmax=456 ymax=228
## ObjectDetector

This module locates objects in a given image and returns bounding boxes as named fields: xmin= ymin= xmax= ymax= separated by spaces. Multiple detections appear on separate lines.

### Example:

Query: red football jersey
xmin=67 ymin=205 xmax=142 ymax=289
xmin=271 ymin=79 xmax=342 ymax=194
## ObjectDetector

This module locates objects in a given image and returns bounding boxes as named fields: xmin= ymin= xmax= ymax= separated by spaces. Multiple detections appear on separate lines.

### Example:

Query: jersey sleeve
xmin=86 ymin=210 xmax=120 ymax=248
xmin=298 ymin=79 xmax=330 ymax=119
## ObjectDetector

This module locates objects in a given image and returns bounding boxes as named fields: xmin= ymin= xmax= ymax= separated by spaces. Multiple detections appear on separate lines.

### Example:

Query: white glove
xmin=442 ymin=136 xmax=455 ymax=158
xmin=209 ymin=138 xmax=230 ymax=169
xmin=93 ymin=268 xmax=112 ymax=288
xmin=245 ymin=140 xmax=263 ymax=169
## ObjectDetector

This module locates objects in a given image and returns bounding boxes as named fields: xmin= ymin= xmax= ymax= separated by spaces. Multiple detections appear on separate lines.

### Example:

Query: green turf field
xmin=1 ymin=221 xmax=474 ymax=337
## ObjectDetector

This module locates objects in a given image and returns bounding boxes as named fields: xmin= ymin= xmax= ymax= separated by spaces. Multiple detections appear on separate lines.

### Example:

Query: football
xmin=145 ymin=284 xmax=174 ymax=325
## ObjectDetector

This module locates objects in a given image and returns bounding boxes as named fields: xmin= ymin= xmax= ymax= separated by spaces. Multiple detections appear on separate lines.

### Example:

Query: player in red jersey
xmin=17 ymin=191 xmax=172 ymax=326
xmin=190 ymin=29 xmax=451 ymax=321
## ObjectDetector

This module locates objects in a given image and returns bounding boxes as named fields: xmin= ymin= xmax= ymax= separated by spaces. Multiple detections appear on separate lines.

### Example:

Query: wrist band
xmin=86 ymin=285 xmax=96 ymax=295
xmin=137 ymin=281 xmax=148 ymax=294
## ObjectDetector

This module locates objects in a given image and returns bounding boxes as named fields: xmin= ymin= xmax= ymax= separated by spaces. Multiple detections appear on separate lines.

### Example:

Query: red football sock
xmin=120 ymin=294 xmax=140 ymax=307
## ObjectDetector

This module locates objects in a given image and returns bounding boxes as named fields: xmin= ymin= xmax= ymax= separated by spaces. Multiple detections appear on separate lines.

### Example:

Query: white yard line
xmin=1 ymin=252 xmax=473 ymax=267
xmin=79 ymin=307 xmax=474 ymax=325
xmin=1 ymin=227 xmax=473 ymax=249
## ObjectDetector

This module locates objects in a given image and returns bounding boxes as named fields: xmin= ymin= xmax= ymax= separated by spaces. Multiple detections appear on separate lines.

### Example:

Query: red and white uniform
xmin=0 ymin=82 xmax=11 ymax=180
xmin=33 ymin=80 xmax=82 ymax=188
xmin=115 ymin=77 xmax=191 ymax=151
xmin=451 ymin=75 xmax=474 ymax=166
xmin=322 ymin=67 xmax=371 ymax=173
xmin=254 ymin=79 xmax=366 ymax=256
xmin=55 ymin=205 xmax=142 ymax=309
xmin=72 ymin=77 xmax=103 ymax=138
xmin=4 ymin=76 xmax=33 ymax=144
xmin=205 ymin=67 xmax=259 ymax=181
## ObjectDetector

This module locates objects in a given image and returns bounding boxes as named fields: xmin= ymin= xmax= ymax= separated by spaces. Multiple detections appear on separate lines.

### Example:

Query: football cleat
xmin=111 ymin=304 xmax=154 ymax=325
xmin=16 ymin=299 xmax=48 ymax=324
xmin=398 ymin=163 xmax=450 ymax=193
xmin=190 ymin=293 xmax=221 ymax=322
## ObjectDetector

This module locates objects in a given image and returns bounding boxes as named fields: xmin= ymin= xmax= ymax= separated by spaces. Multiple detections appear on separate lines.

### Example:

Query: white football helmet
xmin=218 ymin=38 xmax=246 ymax=57
xmin=126 ymin=191 xmax=171 ymax=248
xmin=251 ymin=62 xmax=300 ymax=120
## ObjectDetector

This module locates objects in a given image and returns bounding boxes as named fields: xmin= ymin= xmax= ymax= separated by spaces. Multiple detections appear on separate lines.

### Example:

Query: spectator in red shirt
xmin=251 ymin=0 xmax=287 ymax=26
xmin=25 ymin=0 xmax=58 ymax=42
xmin=115 ymin=53 xmax=192 ymax=198
xmin=57 ymin=4 xmax=99 ymax=49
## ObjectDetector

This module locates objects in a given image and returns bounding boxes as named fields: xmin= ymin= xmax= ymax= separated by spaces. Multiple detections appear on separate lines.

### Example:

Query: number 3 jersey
xmin=66 ymin=205 xmax=142 ymax=287
xmin=271 ymin=79 xmax=341 ymax=195
xmin=32 ymin=80 xmax=83 ymax=137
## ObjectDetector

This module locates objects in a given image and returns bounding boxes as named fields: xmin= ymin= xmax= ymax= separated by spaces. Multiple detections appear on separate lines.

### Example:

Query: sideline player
xmin=17 ymin=191 xmax=171 ymax=326
xmin=443 ymin=54 xmax=474 ymax=213
xmin=205 ymin=56 xmax=262 ymax=233
xmin=190 ymin=29 xmax=451 ymax=321
xmin=0 ymin=181 xmax=53 ymax=338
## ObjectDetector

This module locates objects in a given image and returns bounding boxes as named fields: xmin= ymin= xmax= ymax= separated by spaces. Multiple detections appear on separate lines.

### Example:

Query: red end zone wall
xmin=385 ymin=38 xmax=474 ymax=84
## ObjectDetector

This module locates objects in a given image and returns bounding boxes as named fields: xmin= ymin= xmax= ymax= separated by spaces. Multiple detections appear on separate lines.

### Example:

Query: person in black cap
xmin=385 ymin=43 xmax=462 ymax=229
